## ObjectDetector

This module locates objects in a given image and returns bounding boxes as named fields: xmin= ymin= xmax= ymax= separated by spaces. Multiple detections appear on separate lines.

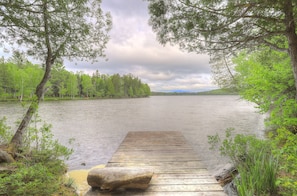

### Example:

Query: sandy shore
xmin=66 ymin=165 xmax=105 ymax=195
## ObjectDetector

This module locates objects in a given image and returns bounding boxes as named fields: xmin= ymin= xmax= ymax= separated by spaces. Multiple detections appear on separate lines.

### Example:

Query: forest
xmin=1 ymin=0 xmax=297 ymax=195
xmin=0 ymin=55 xmax=151 ymax=101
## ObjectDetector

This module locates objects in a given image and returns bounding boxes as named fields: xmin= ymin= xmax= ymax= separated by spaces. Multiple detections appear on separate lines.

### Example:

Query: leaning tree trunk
xmin=9 ymin=60 xmax=53 ymax=151
xmin=9 ymin=1 xmax=54 ymax=152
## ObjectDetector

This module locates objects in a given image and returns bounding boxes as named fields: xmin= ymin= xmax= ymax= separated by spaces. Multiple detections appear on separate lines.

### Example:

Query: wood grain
xmin=96 ymin=131 xmax=226 ymax=195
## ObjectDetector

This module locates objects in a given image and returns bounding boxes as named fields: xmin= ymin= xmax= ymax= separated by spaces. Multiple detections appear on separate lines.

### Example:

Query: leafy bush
xmin=233 ymin=49 xmax=297 ymax=132
xmin=0 ymin=163 xmax=59 ymax=195
xmin=0 ymin=114 xmax=74 ymax=195
xmin=270 ymin=128 xmax=297 ymax=195
xmin=209 ymin=129 xmax=279 ymax=196
xmin=22 ymin=116 xmax=73 ymax=164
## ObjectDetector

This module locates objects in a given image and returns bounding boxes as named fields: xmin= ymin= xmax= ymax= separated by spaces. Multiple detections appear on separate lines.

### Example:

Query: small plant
xmin=270 ymin=128 xmax=297 ymax=195
xmin=235 ymin=148 xmax=278 ymax=196
xmin=208 ymin=129 xmax=279 ymax=196
xmin=0 ymin=114 xmax=75 ymax=195
xmin=19 ymin=113 xmax=74 ymax=165
xmin=0 ymin=163 xmax=59 ymax=195
xmin=0 ymin=117 xmax=13 ymax=144
xmin=64 ymin=177 xmax=76 ymax=188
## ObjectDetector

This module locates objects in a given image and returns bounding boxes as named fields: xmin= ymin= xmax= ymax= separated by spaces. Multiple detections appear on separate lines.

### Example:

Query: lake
xmin=0 ymin=95 xmax=265 ymax=173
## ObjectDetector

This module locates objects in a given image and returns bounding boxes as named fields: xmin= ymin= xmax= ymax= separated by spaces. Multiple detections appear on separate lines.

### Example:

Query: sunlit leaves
xmin=234 ymin=48 xmax=297 ymax=130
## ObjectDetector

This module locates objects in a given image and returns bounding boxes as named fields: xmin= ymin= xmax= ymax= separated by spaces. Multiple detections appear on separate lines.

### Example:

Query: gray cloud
xmin=0 ymin=0 xmax=216 ymax=92
xmin=64 ymin=0 xmax=217 ymax=92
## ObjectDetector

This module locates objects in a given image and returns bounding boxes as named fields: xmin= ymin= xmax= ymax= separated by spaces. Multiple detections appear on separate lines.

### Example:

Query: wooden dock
xmin=93 ymin=131 xmax=225 ymax=195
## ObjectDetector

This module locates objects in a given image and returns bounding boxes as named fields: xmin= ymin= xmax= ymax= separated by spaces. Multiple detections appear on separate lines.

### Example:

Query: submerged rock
xmin=87 ymin=167 xmax=153 ymax=191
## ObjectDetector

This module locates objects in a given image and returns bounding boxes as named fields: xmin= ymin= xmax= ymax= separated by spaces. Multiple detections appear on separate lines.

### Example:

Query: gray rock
xmin=0 ymin=149 xmax=14 ymax=163
xmin=224 ymin=178 xmax=238 ymax=196
xmin=87 ymin=167 xmax=154 ymax=191
xmin=214 ymin=163 xmax=238 ymax=186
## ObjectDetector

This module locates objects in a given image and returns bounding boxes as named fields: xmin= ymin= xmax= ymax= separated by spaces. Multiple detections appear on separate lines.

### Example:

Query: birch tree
xmin=0 ymin=0 xmax=112 ymax=150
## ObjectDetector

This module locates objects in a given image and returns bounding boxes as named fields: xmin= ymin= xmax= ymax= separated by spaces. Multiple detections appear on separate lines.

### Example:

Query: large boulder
xmin=87 ymin=167 xmax=153 ymax=191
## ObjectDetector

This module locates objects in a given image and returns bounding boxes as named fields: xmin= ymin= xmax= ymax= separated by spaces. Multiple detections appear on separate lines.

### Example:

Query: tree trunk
xmin=9 ymin=103 xmax=37 ymax=149
xmin=284 ymin=0 xmax=297 ymax=100
xmin=9 ymin=1 xmax=53 ymax=151
xmin=9 ymin=63 xmax=52 ymax=150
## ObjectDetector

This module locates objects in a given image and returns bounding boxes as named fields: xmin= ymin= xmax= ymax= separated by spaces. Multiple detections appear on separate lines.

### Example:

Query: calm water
xmin=0 ymin=96 xmax=264 ymax=173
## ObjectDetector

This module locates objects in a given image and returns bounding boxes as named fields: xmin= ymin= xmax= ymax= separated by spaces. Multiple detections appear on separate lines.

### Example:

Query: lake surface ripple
xmin=0 ymin=95 xmax=265 ymax=173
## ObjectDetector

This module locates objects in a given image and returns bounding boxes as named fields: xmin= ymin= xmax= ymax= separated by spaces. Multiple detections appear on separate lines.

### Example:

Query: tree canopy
xmin=147 ymin=0 xmax=297 ymax=97
xmin=0 ymin=0 xmax=111 ymax=62
xmin=234 ymin=48 xmax=297 ymax=131
xmin=147 ymin=0 xmax=295 ymax=54
xmin=0 ymin=60 xmax=151 ymax=100
xmin=0 ymin=0 xmax=112 ymax=148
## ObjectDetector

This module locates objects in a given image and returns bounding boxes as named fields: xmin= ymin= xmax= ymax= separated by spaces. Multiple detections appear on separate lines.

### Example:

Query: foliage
xmin=0 ymin=163 xmax=59 ymax=196
xmin=0 ymin=115 xmax=74 ymax=196
xmin=235 ymin=149 xmax=278 ymax=196
xmin=0 ymin=61 xmax=151 ymax=100
xmin=211 ymin=55 xmax=238 ymax=90
xmin=21 ymin=113 xmax=74 ymax=163
xmin=0 ymin=0 xmax=112 ymax=148
xmin=0 ymin=117 xmax=13 ymax=144
xmin=146 ymin=0 xmax=297 ymax=102
xmin=208 ymin=129 xmax=279 ymax=196
xmin=270 ymin=128 xmax=297 ymax=195
xmin=0 ymin=61 xmax=43 ymax=101
xmin=233 ymin=48 xmax=297 ymax=132
xmin=0 ymin=0 xmax=112 ymax=62
xmin=146 ymin=0 xmax=295 ymax=57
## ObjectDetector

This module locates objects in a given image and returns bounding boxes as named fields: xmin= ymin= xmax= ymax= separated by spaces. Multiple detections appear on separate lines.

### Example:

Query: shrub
xmin=0 ymin=114 xmax=74 ymax=195
xmin=0 ymin=163 xmax=59 ymax=195
xmin=208 ymin=129 xmax=279 ymax=196
xmin=270 ymin=128 xmax=297 ymax=195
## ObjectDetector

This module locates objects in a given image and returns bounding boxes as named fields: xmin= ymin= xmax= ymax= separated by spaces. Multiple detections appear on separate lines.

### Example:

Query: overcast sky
xmin=2 ymin=0 xmax=217 ymax=92
xmin=65 ymin=0 xmax=217 ymax=92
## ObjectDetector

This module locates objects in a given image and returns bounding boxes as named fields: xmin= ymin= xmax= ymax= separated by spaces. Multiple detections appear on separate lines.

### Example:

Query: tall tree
xmin=146 ymin=0 xmax=297 ymax=97
xmin=81 ymin=74 xmax=93 ymax=97
xmin=50 ymin=63 xmax=68 ymax=97
xmin=8 ymin=51 xmax=28 ymax=68
xmin=0 ymin=0 xmax=112 ymax=150
xmin=66 ymin=72 xmax=79 ymax=99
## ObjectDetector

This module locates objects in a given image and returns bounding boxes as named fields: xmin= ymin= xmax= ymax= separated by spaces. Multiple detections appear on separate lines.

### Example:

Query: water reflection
xmin=0 ymin=96 xmax=264 ymax=173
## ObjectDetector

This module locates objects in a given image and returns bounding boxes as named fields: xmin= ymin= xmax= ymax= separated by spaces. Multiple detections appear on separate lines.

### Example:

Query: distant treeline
xmin=151 ymin=89 xmax=238 ymax=96
xmin=0 ymin=60 xmax=151 ymax=100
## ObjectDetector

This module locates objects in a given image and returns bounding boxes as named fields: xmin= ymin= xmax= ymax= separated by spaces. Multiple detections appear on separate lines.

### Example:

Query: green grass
xmin=208 ymin=130 xmax=279 ymax=195
xmin=0 ymin=115 xmax=76 ymax=196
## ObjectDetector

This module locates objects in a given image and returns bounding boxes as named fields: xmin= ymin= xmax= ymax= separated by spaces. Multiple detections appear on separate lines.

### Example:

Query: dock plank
xmin=94 ymin=131 xmax=225 ymax=195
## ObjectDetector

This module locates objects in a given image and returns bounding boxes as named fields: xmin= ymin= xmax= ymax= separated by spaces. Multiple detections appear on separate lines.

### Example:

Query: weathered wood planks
xmin=91 ymin=131 xmax=225 ymax=195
